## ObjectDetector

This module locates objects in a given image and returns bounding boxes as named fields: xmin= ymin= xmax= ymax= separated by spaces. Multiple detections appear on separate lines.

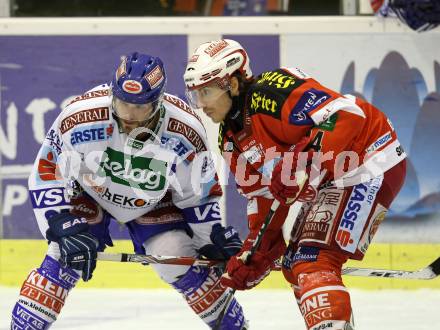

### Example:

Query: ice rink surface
xmin=1 ymin=287 xmax=439 ymax=329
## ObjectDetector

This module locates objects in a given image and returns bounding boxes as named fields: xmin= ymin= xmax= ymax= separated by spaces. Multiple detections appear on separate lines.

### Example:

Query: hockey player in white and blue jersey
xmin=10 ymin=52 xmax=248 ymax=329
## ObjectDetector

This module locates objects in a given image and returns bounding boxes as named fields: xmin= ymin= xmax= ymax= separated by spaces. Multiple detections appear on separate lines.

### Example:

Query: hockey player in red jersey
xmin=184 ymin=39 xmax=407 ymax=330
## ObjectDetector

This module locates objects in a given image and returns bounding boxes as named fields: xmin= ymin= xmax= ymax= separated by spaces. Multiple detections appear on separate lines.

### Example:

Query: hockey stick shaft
xmin=213 ymin=199 xmax=281 ymax=330
xmin=97 ymin=252 xmax=226 ymax=268
xmin=341 ymin=256 xmax=440 ymax=280
xmin=98 ymin=252 xmax=440 ymax=280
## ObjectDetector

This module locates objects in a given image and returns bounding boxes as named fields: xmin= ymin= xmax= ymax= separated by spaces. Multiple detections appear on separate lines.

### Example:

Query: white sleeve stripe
xmin=310 ymin=95 xmax=365 ymax=126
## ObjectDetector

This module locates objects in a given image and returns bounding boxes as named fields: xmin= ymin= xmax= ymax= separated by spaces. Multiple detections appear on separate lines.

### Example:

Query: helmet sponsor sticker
xmin=204 ymin=40 xmax=229 ymax=57
xmin=115 ymin=57 xmax=127 ymax=80
xmin=189 ymin=54 xmax=199 ymax=62
xmin=122 ymin=80 xmax=143 ymax=94
xmin=145 ymin=65 xmax=164 ymax=89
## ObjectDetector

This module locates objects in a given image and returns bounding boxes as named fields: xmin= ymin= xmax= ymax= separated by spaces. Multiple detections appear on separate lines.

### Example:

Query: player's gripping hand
xmin=220 ymin=230 xmax=286 ymax=290
xmin=46 ymin=212 xmax=99 ymax=282
xmin=269 ymin=136 xmax=315 ymax=205
xmin=198 ymin=223 xmax=243 ymax=261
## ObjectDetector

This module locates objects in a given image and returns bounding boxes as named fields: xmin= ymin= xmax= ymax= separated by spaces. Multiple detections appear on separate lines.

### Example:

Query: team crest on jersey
xmin=122 ymin=80 xmax=143 ymax=94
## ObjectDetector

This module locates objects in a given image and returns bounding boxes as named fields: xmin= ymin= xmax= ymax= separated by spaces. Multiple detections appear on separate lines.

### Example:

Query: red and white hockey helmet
xmin=184 ymin=39 xmax=252 ymax=107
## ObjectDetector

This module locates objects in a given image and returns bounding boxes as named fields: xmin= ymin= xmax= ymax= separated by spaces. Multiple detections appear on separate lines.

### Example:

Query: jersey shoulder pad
xmin=66 ymin=84 xmax=111 ymax=108
xmin=163 ymin=97 xmax=208 ymax=154
xmin=59 ymin=89 xmax=113 ymax=148
xmin=163 ymin=93 xmax=203 ymax=124
xmin=248 ymin=68 xmax=306 ymax=120
xmin=281 ymin=67 xmax=311 ymax=80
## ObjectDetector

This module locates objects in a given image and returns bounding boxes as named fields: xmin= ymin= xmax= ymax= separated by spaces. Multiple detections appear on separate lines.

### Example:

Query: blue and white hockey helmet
xmin=111 ymin=52 xmax=166 ymax=122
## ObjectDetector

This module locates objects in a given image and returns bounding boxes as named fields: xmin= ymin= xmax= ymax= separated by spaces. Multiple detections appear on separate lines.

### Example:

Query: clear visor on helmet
xmin=185 ymin=80 xmax=230 ymax=109
xmin=112 ymin=96 xmax=158 ymax=124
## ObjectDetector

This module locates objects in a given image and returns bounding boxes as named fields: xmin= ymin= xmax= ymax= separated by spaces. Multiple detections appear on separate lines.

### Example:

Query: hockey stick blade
xmin=341 ymin=257 xmax=440 ymax=280
xmin=97 ymin=252 xmax=226 ymax=268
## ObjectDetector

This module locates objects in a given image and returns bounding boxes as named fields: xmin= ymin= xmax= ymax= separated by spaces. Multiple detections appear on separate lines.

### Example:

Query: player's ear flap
xmin=230 ymin=76 xmax=240 ymax=96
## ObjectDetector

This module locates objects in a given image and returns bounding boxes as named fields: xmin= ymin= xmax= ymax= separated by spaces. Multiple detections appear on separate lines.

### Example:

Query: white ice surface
xmin=1 ymin=287 xmax=439 ymax=329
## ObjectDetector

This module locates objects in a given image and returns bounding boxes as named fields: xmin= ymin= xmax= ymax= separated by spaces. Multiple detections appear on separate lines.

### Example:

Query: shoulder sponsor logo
xmin=257 ymin=70 xmax=298 ymax=89
xmin=30 ymin=188 xmax=69 ymax=209
xmin=68 ymin=89 xmax=110 ymax=106
xmin=60 ymin=107 xmax=109 ymax=134
xmin=99 ymin=148 xmax=168 ymax=191
xmin=250 ymin=91 xmax=279 ymax=117
xmin=164 ymin=94 xmax=202 ymax=122
xmin=167 ymin=118 xmax=207 ymax=153
xmin=145 ymin=65 xmax=164 ymax=89
xmin=122 ymin=80 xmax=142 ymax=94
xmin=70 ymin=123 xmax=114 ymax=146
xmin=289 ymin=88 xmax=331 ymax=125
xmin=365 ymin=131 xmax=392 ymax=154
xmin=204 ymin=40 xmax=229 ymax=57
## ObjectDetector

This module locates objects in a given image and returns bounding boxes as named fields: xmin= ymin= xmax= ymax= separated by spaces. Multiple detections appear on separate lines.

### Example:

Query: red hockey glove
xmin=220 ymin=230 xmax=286 ymax=290
xmin=269 ymin=136 xmax=317 ymax=206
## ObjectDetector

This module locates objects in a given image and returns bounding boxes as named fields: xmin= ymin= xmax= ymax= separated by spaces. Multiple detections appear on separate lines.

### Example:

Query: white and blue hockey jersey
xmin=28 ymin=84 xmax=222 ymax=248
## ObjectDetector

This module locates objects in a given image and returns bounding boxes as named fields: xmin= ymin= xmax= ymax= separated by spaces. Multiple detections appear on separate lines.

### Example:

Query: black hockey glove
xmin=198 ymin=223 xmax=243 ymax=261
xmin=46 ymin=213 xmax=99 ymax=282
